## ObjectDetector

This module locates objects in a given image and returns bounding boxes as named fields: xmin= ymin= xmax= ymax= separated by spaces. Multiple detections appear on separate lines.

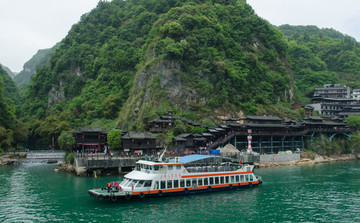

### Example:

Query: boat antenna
xmin=158 ymin=147 xmax=167 ymax=162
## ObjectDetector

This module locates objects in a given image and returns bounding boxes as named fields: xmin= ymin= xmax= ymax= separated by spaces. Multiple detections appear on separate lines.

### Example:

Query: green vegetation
xmin=64 ymin=152 xmax=75 ymax=164
xmin=107 ymin=129 xmax=122 ymax=150
xmin=1 ymin=1 xmax=360 ymax=154
xmin=307 ymin=134 xmax=351 ymax=156
xmin=58 ymin=131 xmax=76 ymax=151
xmin=278 ymin=25 xmax=360 ymax=102
xmin=21 ymin=0 xmax=291 ymax=134
xmin=0 ymin=67 xmax=21 ymax=151
xmin=14 ymin=46 xmax=57 ymax=94
xmin=345 ymin=115 xmax=360 ymax=130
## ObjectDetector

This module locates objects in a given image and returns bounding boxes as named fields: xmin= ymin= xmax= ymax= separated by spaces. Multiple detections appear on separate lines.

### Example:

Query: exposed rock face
xmin=120 ymin=59 xmax=205 ymax=125
xmin=48 ymin=81 xmax=65 ymax=106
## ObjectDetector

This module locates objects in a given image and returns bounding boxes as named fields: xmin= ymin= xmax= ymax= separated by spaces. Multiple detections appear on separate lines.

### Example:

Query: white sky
xmin=247 ymin=0 xmax=360 ymax=41
xmin=0 ymin=0 xmax=99 ymax=73
xmin=1 ymin=0 xmax=360 ymax=73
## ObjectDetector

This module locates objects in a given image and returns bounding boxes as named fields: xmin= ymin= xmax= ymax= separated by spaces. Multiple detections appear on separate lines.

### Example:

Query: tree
xmin=345 ymin=115 xmax=360 ymax=130
xmin=107 ymin=129 xmax=122 ymax=150
xmin=0 ymin=127 xmax=13 ymax=151
xmin=173 ymin=119 xmax=186 ymax=135
xmin=58 ymin=131 xmax=75 ymax=151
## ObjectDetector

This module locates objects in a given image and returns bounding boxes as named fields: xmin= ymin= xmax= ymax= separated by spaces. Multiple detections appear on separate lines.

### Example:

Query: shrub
xmin=64 ymin=152 xmax=74 ymax=164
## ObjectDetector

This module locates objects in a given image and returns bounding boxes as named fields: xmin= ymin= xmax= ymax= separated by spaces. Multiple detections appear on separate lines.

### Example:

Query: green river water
xmin=0 ymin=160 xmax=359 ymax=223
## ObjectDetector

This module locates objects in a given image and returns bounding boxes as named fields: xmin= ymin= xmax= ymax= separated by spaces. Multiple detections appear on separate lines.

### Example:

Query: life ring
xmin=125 ymin=193 xmax=131 ymax=200
xmin=158 ymin=190 xmax=163 ymax=196
xmin=208 ymin=186 xmax=212 ymax=191
xmin=139 ymin=192 xmax=145 ymax=198
xmin=249 ymin=182 xmax=253 ymax=187
xmin=184 ymin=188 xmax=189 ymax=194
xmin=105 ymin=195 xmax=110 ymax=200
xmin=111 ymin=195 xmax=117 ymax=202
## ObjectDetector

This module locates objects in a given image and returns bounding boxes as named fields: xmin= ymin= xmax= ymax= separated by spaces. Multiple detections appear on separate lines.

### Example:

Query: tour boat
xmin=88 ymin=154 xmax=262 ymax=201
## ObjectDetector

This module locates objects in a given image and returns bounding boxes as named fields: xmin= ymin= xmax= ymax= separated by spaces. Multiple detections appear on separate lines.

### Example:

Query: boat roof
xmin=170 ymin=155 xmax=231 ymax=164
xmin=137 ymin=159 xmax=185 ymax=166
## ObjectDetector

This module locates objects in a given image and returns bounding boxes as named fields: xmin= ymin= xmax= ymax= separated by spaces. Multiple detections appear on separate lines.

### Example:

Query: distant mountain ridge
xmin=0 ymin=66 xmax=20 ymax=105
xmin=14 ymin=45 xmax=57 ymax=94
xmin=0 ymin=64 xmax=15 ymax=79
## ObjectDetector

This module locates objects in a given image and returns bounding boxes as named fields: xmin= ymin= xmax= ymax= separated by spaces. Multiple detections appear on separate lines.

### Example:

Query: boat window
xmin=167 ymin=180 xmax=173 ymax=189
xmin=204 ymin=178 xmax=208 ymax=185
xmin=192 ymin=178 xmax=197 ymax=187
xmin=176 ymin=165 xmax=181 ymax=170
xmin=120 ymin=179 xmax=128 ymax=186
xmin=154 ymin=166 xmax=160 ymax=171
xmin=235 ymin=175 xmax=239 ymax=183
xmin=215 ymin=177 xmax=219 ymax=184
xmin=168 ymin=165 xmax=173 ymax=171
xmin=198 ymin=178 xmax=203 ymax=186
xmin=124 ymin=179 xmax=133 ymax=187
xmin=174 ymin=180 xmax=179 ymax=188
xmin=210 ymin=177 xmax=214 ymax=185
xmin=250 ymin=175 xmax=253 ymax=182
xmin=130 ymin=180 xmax=138 ymax=188
xmin=240 ymin=175 xmax=244 ymax=182
xmin=180 ymin=179 xmax=185 ymax=187
xmin=161 ymin=181 xmax=166 ymax=189
xmin=135 ymin=164 xmax=140 ymax=171
xmin=154 ymin=181 xmax=159 ymax=190
xmin=231 ymin=176 xmax=235 ymax=183
xmin=225 ymin=176 xmax=229 ymax=184
xmin=144 ymin=180 xmax=152 ymax=187
xmin=245 ymin=175 xmax=249 ymax=182
xmin=186 ymin=179 xmax=191 ymax=187
xmin=136 ymin=180 xmax=145 ymax=188
xmin=220 ymin=176 xmax=224 ymax=184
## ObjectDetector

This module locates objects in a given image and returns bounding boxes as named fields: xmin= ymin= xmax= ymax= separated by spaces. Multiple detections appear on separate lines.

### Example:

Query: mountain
xmin=22 ymin=0 xmax=295 ymax=131
xmin=14 ymin=46 xmax=57 ymax=94
xmin=277 ymin=25 xmax=360 ymax=101
xmin=0 ymin=66 xmax=16 ymax=130
xmin=0 ymin=64 xmax=15 ymax=79
xmin=0 ymin=66 xmax=20 ymax=105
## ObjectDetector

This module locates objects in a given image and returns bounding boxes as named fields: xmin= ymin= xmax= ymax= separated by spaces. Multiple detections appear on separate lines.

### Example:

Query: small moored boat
xmin=88 ymin=154 xmax=262 ymax=201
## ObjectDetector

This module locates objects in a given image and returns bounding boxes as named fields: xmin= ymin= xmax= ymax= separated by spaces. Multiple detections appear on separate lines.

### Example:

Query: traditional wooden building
xmin=122 ymin=132 xmax=159 ymax=155
xmin=240 ymin=116 xmax=284 ymax=125
xmin=71 ymin=127 xmax=108 ymax=152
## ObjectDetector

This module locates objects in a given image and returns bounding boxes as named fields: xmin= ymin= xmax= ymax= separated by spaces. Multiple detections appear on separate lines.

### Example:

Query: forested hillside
xmin=22 ymin=0 xmax=295 ymax=137
xmin=0 ymin=66 xmax=20 ymax=105
xmin=278 ymin=25 xmax=360 ymax=102
xmin=0 ymin=64 xmax=15 ymax=79
xmin=2 ymin=1 xmax=360 ymax=150
xmin=0 ymin=66 xmax=28 ymax=152
xmin=14 ymin=46 xmax=57 ymax=94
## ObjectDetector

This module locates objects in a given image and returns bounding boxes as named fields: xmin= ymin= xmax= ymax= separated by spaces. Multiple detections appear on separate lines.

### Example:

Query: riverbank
xmin=0 ymin=153 xmax=26 ymax=166
xmin=256 ymin=153 xmax=360 ymax=168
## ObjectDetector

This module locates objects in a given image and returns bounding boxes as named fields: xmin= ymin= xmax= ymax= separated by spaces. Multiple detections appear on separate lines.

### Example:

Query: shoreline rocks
xmin=0 ymin=153 xmax=24 ymax=166
xmin=256 ymin=153 xmax=359 ymax=168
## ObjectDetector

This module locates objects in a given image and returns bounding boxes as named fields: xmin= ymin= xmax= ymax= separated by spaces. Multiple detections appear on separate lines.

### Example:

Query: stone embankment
xmin=0 ymin=153 xmax=26 ymax=166
xmin=256 ymin=153 xmax=359 ymax=168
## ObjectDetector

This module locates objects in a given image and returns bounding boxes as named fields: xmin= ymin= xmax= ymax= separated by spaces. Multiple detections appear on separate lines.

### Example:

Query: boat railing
xmin=185 ymin=165 xmax=238 ymax=173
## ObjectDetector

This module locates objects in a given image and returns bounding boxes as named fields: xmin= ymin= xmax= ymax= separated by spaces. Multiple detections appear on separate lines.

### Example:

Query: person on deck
xmin=107 ymin=182 xmax=111 ymax=192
